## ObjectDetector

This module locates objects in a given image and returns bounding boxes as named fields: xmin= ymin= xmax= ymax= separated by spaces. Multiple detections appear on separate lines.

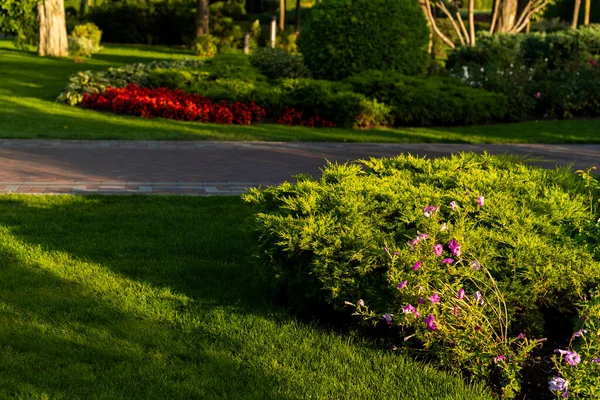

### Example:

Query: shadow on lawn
xmin=0 ymin=195 xmax=297 ymax=399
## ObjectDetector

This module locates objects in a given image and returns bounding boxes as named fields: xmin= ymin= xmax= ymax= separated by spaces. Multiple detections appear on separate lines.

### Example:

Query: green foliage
xmin=250 ymin=47 xmax=310 ymax=79
xmin=297 ymin=0 xmax=430 ymax=80
xmin=192 ymin=34 xmax=218 ymax=57
xmin=345 ymin=70 xmax=508 ymax=126
xmin=56 ymin=58 xmax=205 ymax=106
xmin=244 ymin=153 xmax=600 ymax=394
xmin=69 ymin=22 xmax=103 ymax=58
xmin=0 ymin=0 xmax=38 ymax=49
xmin=447 ymin=27 xmax=600 ymax=119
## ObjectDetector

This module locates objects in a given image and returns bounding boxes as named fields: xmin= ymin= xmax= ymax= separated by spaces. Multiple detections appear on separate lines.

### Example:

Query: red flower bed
xmin=278 ymin=107 xmax=336 ymax=128
xmin=82 ymin=84 xmax=266 ymax=125
xmin=82 ymin=84 xmax=337 ymax=128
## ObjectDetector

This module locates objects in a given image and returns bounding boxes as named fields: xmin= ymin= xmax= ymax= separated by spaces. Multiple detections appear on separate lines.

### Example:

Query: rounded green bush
xmin=192 ymin=34 xmax=218 ymax=57
xmin=297 ymin=0 xmax=430 ymax=80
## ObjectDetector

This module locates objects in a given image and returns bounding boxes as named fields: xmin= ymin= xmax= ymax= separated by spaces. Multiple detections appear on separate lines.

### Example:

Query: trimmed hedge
xmin=298 ymin=0 xmax=430 ymax=80
xmin=345 ymin=70 xmax=508 ymax=126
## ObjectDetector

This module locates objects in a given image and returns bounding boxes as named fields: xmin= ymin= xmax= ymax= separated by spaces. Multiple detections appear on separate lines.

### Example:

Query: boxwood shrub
xmin=298 ymin=0 xmax=430 ymax=80
xmin=243 ymin=153 xmax=600 ymax=395
xmin=345 ymin=70 xmax=508 ymax=126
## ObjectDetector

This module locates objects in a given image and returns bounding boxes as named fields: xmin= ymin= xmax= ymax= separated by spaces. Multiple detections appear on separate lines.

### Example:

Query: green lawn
xmin=1 ymin=39 xmax=600 ymax=143
xmin=0 ymin=195 xmax=491 ymax=399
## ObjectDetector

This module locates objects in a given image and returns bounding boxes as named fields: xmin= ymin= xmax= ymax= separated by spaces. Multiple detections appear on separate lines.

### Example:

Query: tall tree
xmin=572 ymin=0 xmax=581 ymax=28
xmin=584 ymin=0 xmax=591 ymax=24
xmin=279 ymin=0 xmax=286 ymax=30
xmin=37 ymin=0 xmax=68 ymax=57
xmin=195 ymin=0 xmax=210 ymax=37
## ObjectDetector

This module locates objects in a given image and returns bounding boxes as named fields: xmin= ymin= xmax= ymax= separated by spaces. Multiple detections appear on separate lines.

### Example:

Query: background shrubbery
xmin=58 ymin=53 xmax=508 ymax=127
xmin=298 ymin=0 xmax=430 ymax=80
xmin=447 ymin=26 xmax=600 ymax=119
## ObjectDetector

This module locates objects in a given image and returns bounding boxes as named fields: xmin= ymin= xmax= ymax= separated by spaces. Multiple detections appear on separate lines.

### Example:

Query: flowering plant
xmin=550 ymin=292 xmax=600 ymax=398
xmin=348 ymin=199 xmax=541 ymax=398
xmin=81 ymin=84 xmax=266 ymax=125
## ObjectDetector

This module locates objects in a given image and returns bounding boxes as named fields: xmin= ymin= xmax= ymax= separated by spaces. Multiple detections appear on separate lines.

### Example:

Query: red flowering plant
xmin=277 ymin=107 xmax=336 ymax=128
xmin=348 ymin=198 xmax=542 ymax=399
xmin=81 ymin=84 xmax=266 ymax=125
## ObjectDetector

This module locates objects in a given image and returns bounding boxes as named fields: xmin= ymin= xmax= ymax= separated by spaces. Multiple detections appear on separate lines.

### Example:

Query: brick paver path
xmin=0 ymin=141 xmax=597 ymax=195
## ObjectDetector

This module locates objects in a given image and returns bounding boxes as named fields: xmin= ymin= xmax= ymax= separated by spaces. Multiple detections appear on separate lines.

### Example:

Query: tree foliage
xmin=0 ymin=0 xmax=39 ymax=48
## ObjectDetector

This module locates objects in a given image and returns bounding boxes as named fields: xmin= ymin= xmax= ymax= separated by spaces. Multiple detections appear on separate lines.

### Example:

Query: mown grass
xmin=0 ymin=195 xmax=491 ymax=399
xmin=1 ymin=39 xmax=600 ymax=143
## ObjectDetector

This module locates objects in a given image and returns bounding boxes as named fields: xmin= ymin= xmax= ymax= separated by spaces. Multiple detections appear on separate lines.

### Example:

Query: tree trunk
xmin=572 ymin=0 xmax=581 ymax=28
xmin=279 ymin=0 xmax=286 ymax=31
xmin=495 ymin=0 xmax=519 ymax=32
xmin=38 ymin=0 xmax=68 ymax=57
xmin=195 ymin=0 xmax=210 ymax=37
xmin=79 ymin=0 xmax=87 ymax=17
xmin=295 ymin=0 xmax=301 ymax=33
xmin=468 ymin=0 xmax=475 ymax=45
xmin=584 ymin=0 xmax=590 ymax=24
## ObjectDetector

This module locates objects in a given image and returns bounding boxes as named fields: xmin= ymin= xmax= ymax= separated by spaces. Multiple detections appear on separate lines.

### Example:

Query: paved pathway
xmin=0 ymin=141 xmax=597 ymax=195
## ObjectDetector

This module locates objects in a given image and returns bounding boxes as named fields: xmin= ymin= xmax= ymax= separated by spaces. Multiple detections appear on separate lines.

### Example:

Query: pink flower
xmin=452 ymin=245 xmax=461 ymax=257
xmin=418 ymin=297 xmax=425 ymax=304
xmin=403 ymin=304 xmax=416 ymax=314
xmin=397 ymin=280 xmax=408 ymax=290
xmin=448 ymin=239 xmax=458 ymax=250
xmin=477 ymin=196 xmax=485 ymax=207
xmin=415 ymin=311 xmax=421 ymax=318
xmin=383 ymin=313 xmax=392 ymax=325
xmin=555 ymin=349 xmax=581 ymax=366
xmin=592 ymin=358 xmax=600 ymax=363
xmin=548 ymin=377 xmax=568 ymax=392
xmin=392 ymin=345 xmax=398 ymax=351
xmin=573 ymin=329 xmax=588 ymax=338
xmin=536 ymin=92 xmax=541 ymax=99
xmin=442 ymin=258 xmax=454 ymax=264
xmin=494 ymin=355 xmax=506 ymax=362
xmin=518 ymin=333 xmax=525 ymax=340
xmin=434 ymin=244 xmax=443 ymax=256
xmin=412 ymin=260 xmax=422 ymax=271
xmin=407 ymin=234 xmax=429 ymax=248
xmin=474 ymin=291 xmax=484 ymax=305
xmin=591 ymin=59 xmax=597 ymax=67
xmin=423 ymin=206 xmax=438 ymax=217
xmin=457 ymin=288 xmax=465 ymax=300
xmin=450 ymin=201 xmax=457 ymax=211
xmin=429 ymin=293 xmax=440 ymax=304
xmin=424 ymin=314 xmax=437 ymax=331
xmin=358 ymin=299 xmax=365 ymax=307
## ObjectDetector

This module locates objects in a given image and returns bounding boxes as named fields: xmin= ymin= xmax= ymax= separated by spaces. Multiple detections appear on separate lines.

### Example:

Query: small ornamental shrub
xmin=69 ymin=22 xmax=103 ymax=58
xmin=244 ymin=153 xmax=600 ymax=396
xmin=250 ymin=47 xmax=310 ymax=79
xmin=81 ymin=84 xmax=266 ymax=125
xmin=345 ymin=70 xmax=508 ymax=126
xmin=298 ymin=0 xmax=430 ymax=80
xmin=56 ymin=59 xmax=205 ymax=106
xmin=191 ymin=34 xmax=218 ymax=57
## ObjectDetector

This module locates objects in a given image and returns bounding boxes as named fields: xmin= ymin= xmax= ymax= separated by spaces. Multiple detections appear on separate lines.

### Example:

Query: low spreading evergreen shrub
xmin=244 ymin=153 xmax=600 ymax=396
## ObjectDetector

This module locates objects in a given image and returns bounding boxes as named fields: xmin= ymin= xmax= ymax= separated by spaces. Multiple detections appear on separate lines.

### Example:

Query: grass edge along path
xmin=1 ymin=39 xmax=599 ymax=143
xmin=0 ymin=195 xmax=492 ymax=399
